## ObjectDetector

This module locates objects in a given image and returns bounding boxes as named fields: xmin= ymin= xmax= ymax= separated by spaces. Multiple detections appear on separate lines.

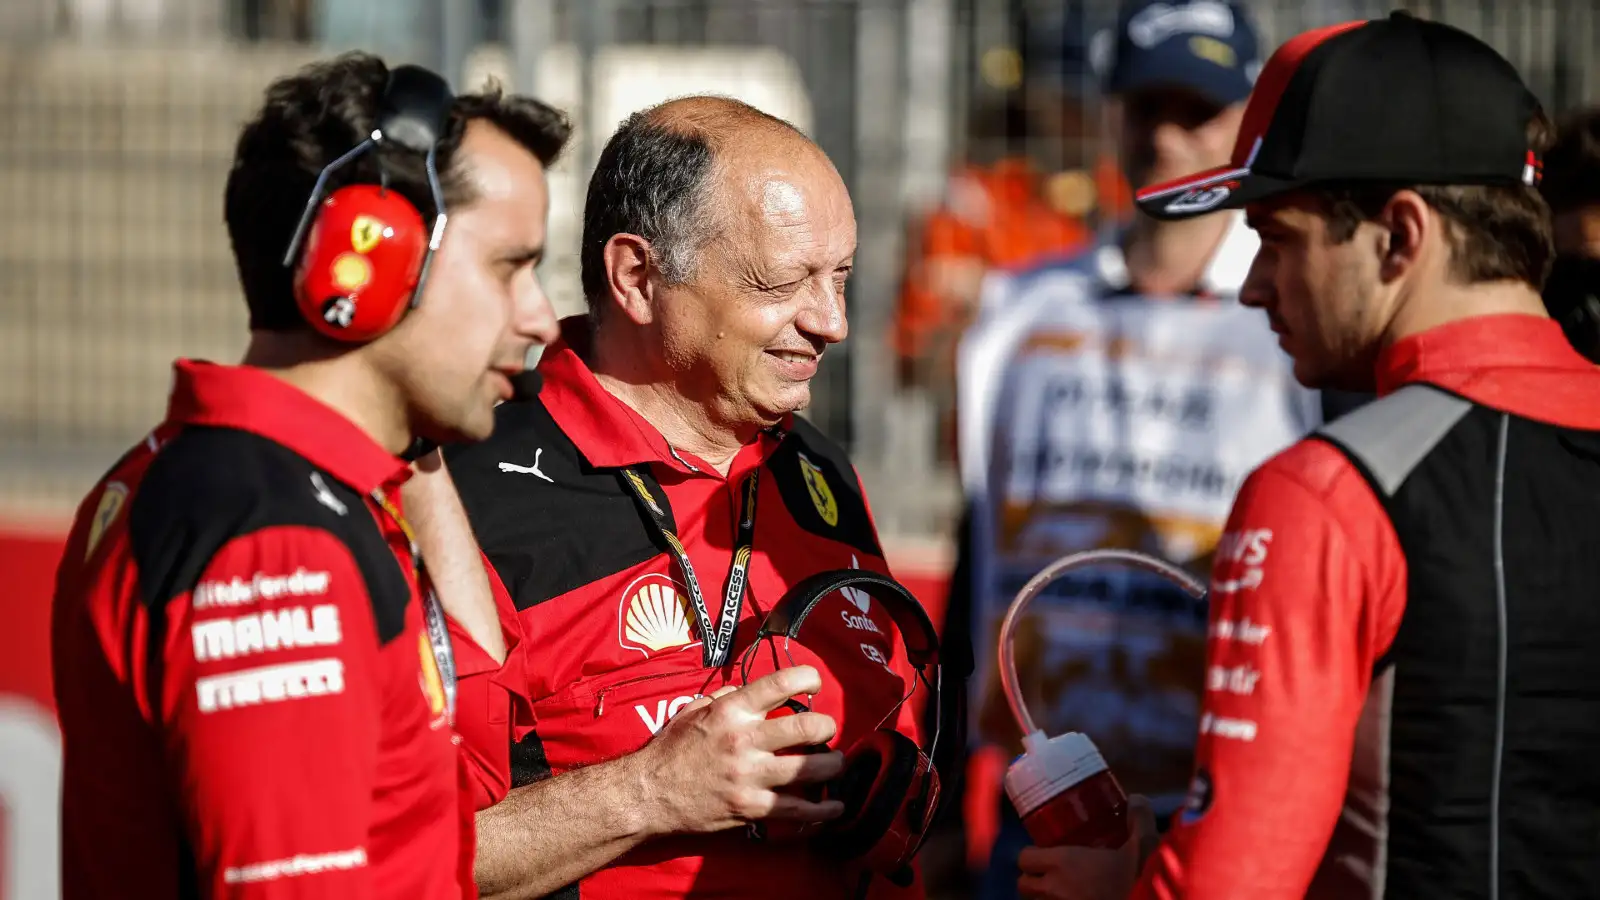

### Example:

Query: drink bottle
xmin=1004 ymin=729 xmax=1130 ymax=848
xmin=998 ymin=550 xmax=1205 ymax=849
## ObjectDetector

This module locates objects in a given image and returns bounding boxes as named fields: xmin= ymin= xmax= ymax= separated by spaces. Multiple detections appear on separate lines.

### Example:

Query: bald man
xmin=441 ymin=97 xmax=937 ymax=899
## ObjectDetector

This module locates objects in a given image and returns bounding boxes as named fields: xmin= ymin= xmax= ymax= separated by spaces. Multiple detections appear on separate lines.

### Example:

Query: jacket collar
xmin=164 ymin=359 xmax=409 ymax=494
xmin=1375 ymin=314 xmax=1585 ymax=397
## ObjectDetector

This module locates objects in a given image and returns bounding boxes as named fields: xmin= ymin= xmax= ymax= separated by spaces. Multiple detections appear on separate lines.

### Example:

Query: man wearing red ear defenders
xmin=50 ymin=53 xmax=570 ymax=898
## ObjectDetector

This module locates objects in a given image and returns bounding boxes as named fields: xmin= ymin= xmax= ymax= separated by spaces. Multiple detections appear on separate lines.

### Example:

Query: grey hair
xmin=579 ymin=109 xmax=722 ymax=314
xmin=644 ymin=179 xmax=721 ymax=286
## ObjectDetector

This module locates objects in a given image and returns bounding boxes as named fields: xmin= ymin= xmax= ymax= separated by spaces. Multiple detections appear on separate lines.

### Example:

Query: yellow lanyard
xmin=372 ymin=487 xmax=457 ymax=725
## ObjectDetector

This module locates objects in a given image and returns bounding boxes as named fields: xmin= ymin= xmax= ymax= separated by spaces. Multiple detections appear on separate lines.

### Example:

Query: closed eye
xmin=500 ymin=246 xmax=544 ymax=268
xmin=497 ymin=247 xmax=544 ymax=282
xmin=757 ymin=278 xmax=806 ymax=296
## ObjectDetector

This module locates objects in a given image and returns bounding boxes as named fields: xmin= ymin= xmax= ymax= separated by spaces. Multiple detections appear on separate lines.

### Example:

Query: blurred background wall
xmin=2 ymin=2 xmax=1597 ymax=897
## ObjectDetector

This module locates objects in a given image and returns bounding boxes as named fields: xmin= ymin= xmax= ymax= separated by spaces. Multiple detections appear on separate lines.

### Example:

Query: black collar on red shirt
xmin=536 ymin=316 xmax=787 ymax=475
xmin=164 ymin=359 xmax=410 ymax=494
xmin=1375 ymin=314 xmax=1589 ymax=397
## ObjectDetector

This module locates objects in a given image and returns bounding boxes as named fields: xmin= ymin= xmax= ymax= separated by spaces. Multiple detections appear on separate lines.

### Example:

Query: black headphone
xmin=751 ymin=569 xmax=950 ymax=888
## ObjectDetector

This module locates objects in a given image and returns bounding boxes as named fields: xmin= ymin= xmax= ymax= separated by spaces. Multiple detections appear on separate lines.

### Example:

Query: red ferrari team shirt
xmin=52 ymin=360 xmax=467 ymax=899
xmin=445 ymin=317 xmax=934 ymax=900
xmin=449 ymin=557 xmax=528 ymax=815
xmin=1137 ymin=315 xmax=1600 ymax=897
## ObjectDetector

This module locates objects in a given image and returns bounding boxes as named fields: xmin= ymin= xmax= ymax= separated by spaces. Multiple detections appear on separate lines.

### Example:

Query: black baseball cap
xmin=1136 ymin=11 xmax=1544 ymax=220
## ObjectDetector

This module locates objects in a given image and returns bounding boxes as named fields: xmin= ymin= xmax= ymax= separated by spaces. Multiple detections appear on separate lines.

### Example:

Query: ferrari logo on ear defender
xmin=350 ymin=215 xmax=388 ymax=254
xmin=797 ymin=452 xmax=839 ymax=527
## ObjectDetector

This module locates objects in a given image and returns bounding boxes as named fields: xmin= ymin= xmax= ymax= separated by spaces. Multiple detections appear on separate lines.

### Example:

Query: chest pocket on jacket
xmin=530 ymin=654 xmax=727 ymax=774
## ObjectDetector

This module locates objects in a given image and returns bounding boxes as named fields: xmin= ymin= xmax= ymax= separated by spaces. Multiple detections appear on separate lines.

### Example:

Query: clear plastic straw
xmin=998 ymin=549 xmax=1207 ymax=737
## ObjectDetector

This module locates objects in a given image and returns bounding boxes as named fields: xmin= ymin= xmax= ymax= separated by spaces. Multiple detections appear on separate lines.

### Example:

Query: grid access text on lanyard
xmin=371 ymin=487 xmax=458 ymax=726
xmin=617 ymin=466 xmax=758 ymax=669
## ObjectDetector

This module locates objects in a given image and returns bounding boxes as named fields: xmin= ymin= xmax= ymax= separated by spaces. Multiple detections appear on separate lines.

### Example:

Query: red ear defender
xmin=750 ymin=569 xmax=952 ymax=888
xmin=280 ymin=65 xmax=455 ymax=342
xmin=293 ymin=185 xmax=429 ymax=342
xmin=816 ymin=729 xmax=942 ymax=881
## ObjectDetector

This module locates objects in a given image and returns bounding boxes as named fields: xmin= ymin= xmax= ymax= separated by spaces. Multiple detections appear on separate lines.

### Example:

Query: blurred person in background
xmin=1020 ymin=12 xmax=1600 ymax=899
xmin=949 ymin=1 xmax=1321 ymax=897
xmin=50 ymin=54 xmax=569 ymax=898
xmin=1539 ymin=105 xmax=1600 ymax=362
xmin=893 ymin=0 xmax=1131 ymax=455
xmin=442 ymin=96 xmax=939 ymax=900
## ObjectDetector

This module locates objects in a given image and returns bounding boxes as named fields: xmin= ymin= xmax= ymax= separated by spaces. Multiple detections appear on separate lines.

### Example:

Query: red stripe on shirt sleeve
xmin=1134 ymin=441 xmax=1405 ymax=899
xmin=153 ymin=524 xmax=381 ymax=899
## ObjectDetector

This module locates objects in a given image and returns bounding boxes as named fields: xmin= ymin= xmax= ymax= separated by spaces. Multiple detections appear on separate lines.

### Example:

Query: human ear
xmin=604 ymin=233 xmax=656 ymax=325
xmin=1377 ymin=191 xmax=1429 ymax=282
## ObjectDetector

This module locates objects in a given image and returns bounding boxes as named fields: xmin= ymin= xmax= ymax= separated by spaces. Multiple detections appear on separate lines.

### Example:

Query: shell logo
xmin=330 ymin=252 xmax=373 ymax=293
xmin=618 ymin=573 xmax=700 ymax=657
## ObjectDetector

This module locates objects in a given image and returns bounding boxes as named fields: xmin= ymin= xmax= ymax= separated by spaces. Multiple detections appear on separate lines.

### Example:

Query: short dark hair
xmin=1541 ymin=106 xmax=1600 ymax=216
xmin=225 ymin=52 xmax=571 ymax=332
xmin=578 ymin=97 xmax=802 ymax=319
xmin=1311 ymin=110 xmax=1556 ymax=291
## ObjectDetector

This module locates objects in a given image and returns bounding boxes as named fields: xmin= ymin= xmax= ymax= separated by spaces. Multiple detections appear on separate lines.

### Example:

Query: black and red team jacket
xmin=445 ymin=318 xmax=931 ymax=900
xmin=1138 ymin=315 xmax=1600 ymax=898
xmin=50 ymin=360 xmax=515 ymax=899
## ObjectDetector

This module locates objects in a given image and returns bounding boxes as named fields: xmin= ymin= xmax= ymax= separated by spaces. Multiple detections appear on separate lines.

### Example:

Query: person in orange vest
xmin=893 ymin=3 xmax=1131 ymax=410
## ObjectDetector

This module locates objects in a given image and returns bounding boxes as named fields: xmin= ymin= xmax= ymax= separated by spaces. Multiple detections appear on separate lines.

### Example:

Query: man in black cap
xmin=1016 ymin=12 xmax=1600 ymax=900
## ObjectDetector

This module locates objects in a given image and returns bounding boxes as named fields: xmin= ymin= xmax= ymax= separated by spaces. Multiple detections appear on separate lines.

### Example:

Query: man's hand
xmin=633 ymin=665 xmax=847 ymax=836
xmin=1017 ymin=794 xmax=1158 ymax=900
xmin=474 ymin=666 xmax=850 ymax=897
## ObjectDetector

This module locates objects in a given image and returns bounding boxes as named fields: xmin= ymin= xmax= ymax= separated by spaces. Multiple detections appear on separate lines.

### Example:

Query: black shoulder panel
xmin=128 ymin=426 xmax=411 ymax=645
xmin=446 ymin=399 xmax=664 ymax=611
xmin=768 ymin=416 xmax=883 ymax=558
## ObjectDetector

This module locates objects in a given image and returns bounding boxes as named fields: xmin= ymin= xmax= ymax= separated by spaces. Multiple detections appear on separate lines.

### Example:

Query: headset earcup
xmin=817 ymin=730 xmax=925 ymax=867
xmin=292 ymin=184 xmax=429 ymax=342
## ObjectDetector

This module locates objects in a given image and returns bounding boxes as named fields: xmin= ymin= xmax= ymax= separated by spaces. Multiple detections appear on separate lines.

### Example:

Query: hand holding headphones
xmin=629 ymin=664 xmax=848 ymax=836
xmin=745 ymin=568 xmax=950 ymax=890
